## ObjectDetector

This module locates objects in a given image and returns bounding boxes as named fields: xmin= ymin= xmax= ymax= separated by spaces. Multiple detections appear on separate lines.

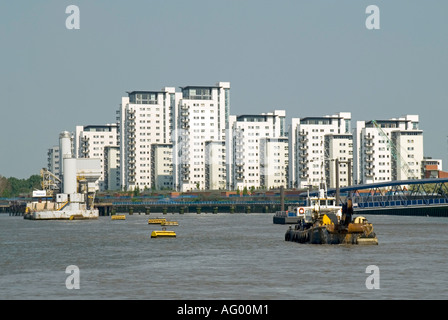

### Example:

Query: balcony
xmin=365 ymin=171 xmax=374 ymax=177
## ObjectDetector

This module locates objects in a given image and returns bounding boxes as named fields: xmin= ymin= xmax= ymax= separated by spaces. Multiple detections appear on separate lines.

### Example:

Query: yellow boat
xmin=111 ymin=214 xmax=126 ymax=220
xmin=161 ymin=221 xmax=179 ymax=226
xmin=148 ymin=218 xmax=166 ymax=224
xmin=151 ymin=230 xmax=176 ymax=238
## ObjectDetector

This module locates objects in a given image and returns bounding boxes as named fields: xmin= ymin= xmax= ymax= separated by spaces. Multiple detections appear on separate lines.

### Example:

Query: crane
xmin=371 ymin=120 xmax=418 ymax=180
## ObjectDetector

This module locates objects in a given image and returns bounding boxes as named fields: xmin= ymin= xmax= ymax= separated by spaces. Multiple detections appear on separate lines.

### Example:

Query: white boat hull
xmin=24 ymin=209 xmax=99 ymax=220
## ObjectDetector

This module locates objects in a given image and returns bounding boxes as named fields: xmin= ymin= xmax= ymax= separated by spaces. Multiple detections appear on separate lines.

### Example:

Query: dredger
xmin=284 ymin=199 xmax=378 ymax=245
xmin=24 ymin=131 xmax=101 ymax=220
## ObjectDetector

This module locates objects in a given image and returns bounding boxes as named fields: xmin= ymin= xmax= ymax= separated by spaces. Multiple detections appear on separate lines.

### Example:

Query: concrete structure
xmin=175 ymin=82 xmax=230 ymax=191
xmin=288 ymin=112 xmax=352 ymax=189
xmin=74 ymin=124 xmax=119 ymax=191
xmin=27 ymin=132 xmax=101 ymax=220
xmin=228 ymin=110 xmax=287 ymax=190
xmin=354 ymin=115 xmax=423 ymax=184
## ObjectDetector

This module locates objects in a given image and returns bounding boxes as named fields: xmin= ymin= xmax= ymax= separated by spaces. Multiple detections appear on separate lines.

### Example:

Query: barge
xmin=24 ymin=131 xmax=101 ymax=221
xmin=285 ymin=199 xmax=378 ymax=245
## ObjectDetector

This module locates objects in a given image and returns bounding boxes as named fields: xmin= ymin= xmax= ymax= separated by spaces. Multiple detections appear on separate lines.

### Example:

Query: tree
xmin=0 ymin=174 xmax=41 ymax=197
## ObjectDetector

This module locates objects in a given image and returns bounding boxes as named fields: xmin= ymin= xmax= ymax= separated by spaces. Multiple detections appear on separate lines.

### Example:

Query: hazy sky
xmin=1 ymin=0 xmax=447 ymax=179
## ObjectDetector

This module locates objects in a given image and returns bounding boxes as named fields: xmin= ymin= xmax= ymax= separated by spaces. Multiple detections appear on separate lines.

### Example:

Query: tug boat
xmin=284 ymin=199 xmax=378 ymax=245
xmin=274 ymin=188 xmax=342 ymax=224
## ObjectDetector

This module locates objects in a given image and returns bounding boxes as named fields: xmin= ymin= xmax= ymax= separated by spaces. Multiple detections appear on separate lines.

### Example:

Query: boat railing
xmin=274 ymin=211 xmax=288 ymax=217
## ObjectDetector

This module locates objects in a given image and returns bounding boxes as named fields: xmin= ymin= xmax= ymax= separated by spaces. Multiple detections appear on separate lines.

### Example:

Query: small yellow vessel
xmin=148 ymin=218 xmax=166 ymax=224
xmin=161 ymin=221 xmax=179 ymax=226
xmin=111 ymin=214 xmax=126 ymax=220
xmin=151 ymin=230 xmax=176 ymax=238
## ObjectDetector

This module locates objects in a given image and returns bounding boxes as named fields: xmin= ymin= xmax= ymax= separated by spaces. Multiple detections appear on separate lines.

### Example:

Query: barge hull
xmin=24 ymin=209 xmax=99 ymax=220
xmin=285 ymin=226 xmax=378 ymax=245
xmin=273 ymin=216 xmax=301 ymax=224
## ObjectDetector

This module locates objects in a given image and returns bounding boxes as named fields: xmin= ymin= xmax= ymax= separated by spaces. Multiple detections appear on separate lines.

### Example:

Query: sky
xmin=0 ymin=0 xmax=447 ymax=179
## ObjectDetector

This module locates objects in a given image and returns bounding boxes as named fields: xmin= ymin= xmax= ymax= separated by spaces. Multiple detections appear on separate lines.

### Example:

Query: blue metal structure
xmin=321 ymin=178 xmax=448 ymax=212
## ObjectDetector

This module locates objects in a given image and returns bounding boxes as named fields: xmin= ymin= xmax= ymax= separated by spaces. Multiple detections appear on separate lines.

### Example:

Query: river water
xmin=0 ymin=213 xmax=447 ymax=300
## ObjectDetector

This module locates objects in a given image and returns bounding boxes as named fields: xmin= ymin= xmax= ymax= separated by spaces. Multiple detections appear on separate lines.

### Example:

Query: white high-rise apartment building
xmin=205 ymin=141 xmax=226 ymax=190
xmin=228 ymin=110 xmax=287 ymax=190
xmin=47 ymin=145 xmax=61 ymax=178
xmin=175 ymin=82 xmax=230 ymax=192
xmin=260 ymin=137 xmax=289 ymax=189
xmin=103 ymin=146 xmax=120 ymax=191
xmin=288 ymin=112 xmax=352 ymax=189
xmin=354 ymin=115 xmax=423 ymax=184
xmin=324 ymin=134 xmax=353 ymax=188
xmin=118 ymin=88 xmax=182 ymax=191
xmin=74 ymin=124 xmax=119 ymax=191
xmin=150 ymin=144 xmax=173 ymax=190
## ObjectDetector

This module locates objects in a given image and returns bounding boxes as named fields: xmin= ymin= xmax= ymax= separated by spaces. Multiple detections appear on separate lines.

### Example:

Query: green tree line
xmin=0 ymin=175 xmax=41 ymax=197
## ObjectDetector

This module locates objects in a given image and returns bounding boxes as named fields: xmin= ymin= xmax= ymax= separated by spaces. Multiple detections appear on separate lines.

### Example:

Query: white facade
xmin=260 ymin=137 xmax=289 ymax=189
xmin=175 ymin=82 xmax=230 ymax=191
xmin=118 ymin=88 xmax=181 ymax=191
xmin=47 ymin=145 xmax=60 ymax=178
xmin=324 ymin=134 xmax=353 ymax=188
xmin=354 ymin=115 xmax=423 ymax=184
xmin=229 ymin=110 xmax=287 ymax=190
xmin=289 ymin=112 xmax=352 ymax=189
xmin=104 ymin=146 xmax=120 ymax=191
xmin=74 ymin=124 xmax=118 ymax=191
xmin=205 ymin=141 xmax=226 ymax=190
xmin=150 ymin=144 xmax=173 ymax=190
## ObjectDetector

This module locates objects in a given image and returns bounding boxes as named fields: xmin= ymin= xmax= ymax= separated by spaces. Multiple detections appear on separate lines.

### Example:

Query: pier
xmin=95 ymin=201 xmax=291 ymax=216
xmin=0 ymin=201 xmax=26 ymax=215
xmin=325 ymin=177 xmax=448 ymax=217
xmin=3 ymin=178 xmax=448 ymax=217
